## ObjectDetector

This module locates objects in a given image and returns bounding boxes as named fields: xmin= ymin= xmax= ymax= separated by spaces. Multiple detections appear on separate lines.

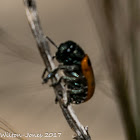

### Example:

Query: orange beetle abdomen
xmin=81 ymin=55 xmax=95 ymax=101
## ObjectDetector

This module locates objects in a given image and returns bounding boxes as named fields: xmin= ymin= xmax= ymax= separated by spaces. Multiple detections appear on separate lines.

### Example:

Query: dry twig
xmin=23 ymin=0 xmax=91 ymax=140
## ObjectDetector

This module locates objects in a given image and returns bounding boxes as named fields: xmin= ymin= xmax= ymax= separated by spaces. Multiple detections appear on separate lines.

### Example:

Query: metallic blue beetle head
xmin=56 ymin=41 xmax=85 ymax=65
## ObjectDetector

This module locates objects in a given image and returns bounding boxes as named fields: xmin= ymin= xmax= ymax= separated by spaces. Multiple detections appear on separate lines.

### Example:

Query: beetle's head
xmin=56 ymin=41 xmax=85 ymax=65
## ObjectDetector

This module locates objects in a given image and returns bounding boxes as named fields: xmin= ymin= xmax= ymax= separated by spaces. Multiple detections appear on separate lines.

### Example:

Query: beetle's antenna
xmin=46 ymin=36 xmax=58 ymax=48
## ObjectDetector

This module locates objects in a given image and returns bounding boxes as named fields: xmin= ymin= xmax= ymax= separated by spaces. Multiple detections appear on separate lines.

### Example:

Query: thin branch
xmin=23 ymin=0 xmax=91 ymax=140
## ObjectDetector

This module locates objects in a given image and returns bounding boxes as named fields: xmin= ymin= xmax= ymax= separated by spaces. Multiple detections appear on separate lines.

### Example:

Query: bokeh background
xmin=0 ymin=0 xmax=139 ymax=140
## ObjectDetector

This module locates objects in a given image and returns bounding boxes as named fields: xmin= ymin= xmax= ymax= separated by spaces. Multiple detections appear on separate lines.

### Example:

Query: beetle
xmin=42 ymin=36 xmax=95 ymax=104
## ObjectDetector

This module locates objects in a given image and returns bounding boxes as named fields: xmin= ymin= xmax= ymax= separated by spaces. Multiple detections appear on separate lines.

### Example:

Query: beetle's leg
xmin=50 ymin=76 xmax=76 ymax=86
xmin=42 ymin=67 xmax=57 ymax=79
xmin=50 ymin=75 xmax=85 ymax=86
xmin=42 ymin=65 xmax=79 ymax=84
xmin=42 ymin=67 xmax=48 ymax=79
xmin=44 ymin=65 xmax=79 ymax=78
xmin=42 ymin=68 xmax=59 ymax=84
xmin=57 ymin=65 xmax=80 ymax=71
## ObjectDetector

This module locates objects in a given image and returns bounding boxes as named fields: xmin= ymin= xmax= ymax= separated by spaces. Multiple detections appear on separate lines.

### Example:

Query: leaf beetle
xmin=42 ymin=36 xmax=95 ymax=104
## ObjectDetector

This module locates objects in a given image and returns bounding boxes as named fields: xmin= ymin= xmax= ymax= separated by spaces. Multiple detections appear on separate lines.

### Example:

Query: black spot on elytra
xmin=91 ymin=81 xmax=94 ymax=86
xmin=88 ymin=58 xmax=91 ymax=66
xmin=84 ymin=68 xmax=89 ymax=72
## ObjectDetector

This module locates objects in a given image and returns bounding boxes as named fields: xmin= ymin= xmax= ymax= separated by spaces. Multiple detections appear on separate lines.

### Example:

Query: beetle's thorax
xmin=56 ymin=41 xmax=85 ymax=65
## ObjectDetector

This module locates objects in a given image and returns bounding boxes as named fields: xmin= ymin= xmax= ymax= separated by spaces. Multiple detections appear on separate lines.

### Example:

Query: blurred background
xmin=0 ymin=0 xmax=139 ymax=140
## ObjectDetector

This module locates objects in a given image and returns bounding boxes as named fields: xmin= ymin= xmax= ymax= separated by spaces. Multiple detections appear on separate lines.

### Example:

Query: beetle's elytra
xmin=42 ymin=37 xmax=95 ymax=104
